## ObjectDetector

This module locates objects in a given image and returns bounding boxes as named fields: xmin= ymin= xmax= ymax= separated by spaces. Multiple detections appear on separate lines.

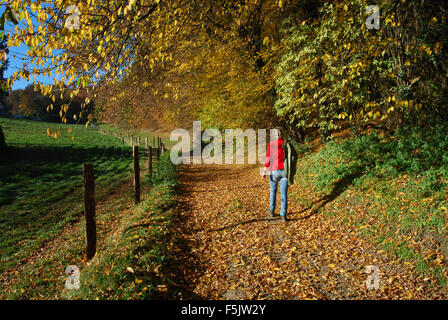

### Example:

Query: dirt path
xmin=173 ymin=163 xmax=428 ymax=299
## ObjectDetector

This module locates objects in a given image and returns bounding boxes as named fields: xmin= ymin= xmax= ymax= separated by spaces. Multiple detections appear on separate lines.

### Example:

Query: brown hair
xmin=272 ymin=127 xmax=283 ymax=140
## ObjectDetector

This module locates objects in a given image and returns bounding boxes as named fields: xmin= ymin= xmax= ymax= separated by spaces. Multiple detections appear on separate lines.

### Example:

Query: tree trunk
xmin=0 ymin=126 xmax=7 ymax=152
xmin=133 ymin=146 xmax=140 ymax=204
xmin=83 ymin=163 xmax=96 ymax=260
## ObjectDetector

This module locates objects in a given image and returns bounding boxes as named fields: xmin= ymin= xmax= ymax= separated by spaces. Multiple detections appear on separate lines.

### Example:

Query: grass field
xmin=0 ymin=118 xmax=133 ymax=275
xmin=0 ymin=118 xmax=177 ymax=299
xmin=66 ymin=153 xmax=180 ymax=300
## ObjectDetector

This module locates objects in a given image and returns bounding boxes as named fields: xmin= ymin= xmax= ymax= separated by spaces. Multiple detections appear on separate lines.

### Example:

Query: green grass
xmin=0 ymin=148 xmax=178 ymax=299
xmin=66 ymin=152 xmax=180 ymax=300
xmin=0 ymin=187 xmax=135 ymax=299
xmin=0 ymin=117 xmax=133 ymax=273
xmin=293 ymin=124 xmax=448 ymax=294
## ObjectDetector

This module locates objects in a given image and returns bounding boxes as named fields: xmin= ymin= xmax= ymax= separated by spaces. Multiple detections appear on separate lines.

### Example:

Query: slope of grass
xmin=293 ymin=124 xmax=448 ymax=294
xmin=66 ymin=152 xmax=179 ymax=299
xmin=0 ymin=118 xmax=133 ymax=273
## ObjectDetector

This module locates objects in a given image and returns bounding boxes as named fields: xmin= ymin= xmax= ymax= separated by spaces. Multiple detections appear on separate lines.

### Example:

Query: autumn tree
xmin=3 ymin=0 xmax=447 ymax=144
xmin=0 ymin=2 xmax=20 ymax=153
xmin=3 ymin=1 xmax=322 ymax=130
xmin=0 ymin=34 xmax=7 ymax=152
xmin=275 ymin=0 xmax=448 ymax=140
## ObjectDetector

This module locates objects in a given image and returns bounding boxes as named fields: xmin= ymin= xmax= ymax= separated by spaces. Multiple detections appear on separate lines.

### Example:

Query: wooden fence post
xmin=0 ymin=126 xmax=7 ymax=153
xmin=161 ymin=143 xmax=165 ymax=155
xmin=83 ymin=163 xmax=96 ymax=260
xmin=133 ymin=146 xmax=140 ymax=204
xmin=148 ymin=146 xmax=152 ymax=176
xmin=145 ymin=137 xmax=148 ymax=148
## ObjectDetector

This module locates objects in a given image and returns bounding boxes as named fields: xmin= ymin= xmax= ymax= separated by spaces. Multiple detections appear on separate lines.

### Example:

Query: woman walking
xmin=261 ymin=128 xmax=298 ymax=223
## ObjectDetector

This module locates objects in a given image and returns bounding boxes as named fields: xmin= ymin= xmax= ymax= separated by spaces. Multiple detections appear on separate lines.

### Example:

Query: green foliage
xmin=275 ymin=0 xmax=448 ymax=135
xmin=69 ymin=151 xmax=180 ymax=300
xmin=300 ymin=133 xmax=381 ymax=194
xmin=295 ymin=138 xmax=312 ymax=155
xmin=294 ymin=124 xmax=448 ymax=290
xmin=299 ymin=124 xmax=448 ymax=195
xmin=145 ymin=152 xmax=179 ymax=189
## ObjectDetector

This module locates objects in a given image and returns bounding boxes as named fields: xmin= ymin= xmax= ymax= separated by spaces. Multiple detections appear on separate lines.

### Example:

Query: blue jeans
xmin=269 ymin=170 xmax=288 ymax=216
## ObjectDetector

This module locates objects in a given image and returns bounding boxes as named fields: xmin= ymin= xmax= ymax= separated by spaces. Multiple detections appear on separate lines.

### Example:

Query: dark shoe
xmin=281 ymin=215 xmax=287 ymax=223
xmin=268 ymin=209 xmax=274 ymax=218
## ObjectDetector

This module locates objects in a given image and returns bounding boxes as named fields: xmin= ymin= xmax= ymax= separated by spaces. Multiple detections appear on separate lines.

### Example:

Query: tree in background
xmin=3 ymin=0 xmax=324 ymax=132
xmin=0 ymin=33 xmax=9 ymax=105
xmin=275 ymin=0 xmax=448 ymax=141
xmin=4 ymin=84 xmax=94 ymax=123
xmin=2 ymin=0 xmax=447 ymax=143
xmin=0 ymin=2 xmax=19 ymax=152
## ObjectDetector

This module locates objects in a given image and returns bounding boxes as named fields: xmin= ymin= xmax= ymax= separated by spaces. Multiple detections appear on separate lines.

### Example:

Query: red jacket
xmin=264 ymin=139 xmax=285 ymax=171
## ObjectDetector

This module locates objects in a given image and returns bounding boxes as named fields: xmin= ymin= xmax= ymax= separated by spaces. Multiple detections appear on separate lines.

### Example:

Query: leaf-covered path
xmin=173 ymin=162 xmax=430 ymax=299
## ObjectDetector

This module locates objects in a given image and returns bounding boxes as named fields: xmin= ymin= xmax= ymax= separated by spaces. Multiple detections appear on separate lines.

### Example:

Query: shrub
xmin=145 ymin=152 xmax=179 ymax=189
xmin=299 ymin=124 xmax=448 ymax=195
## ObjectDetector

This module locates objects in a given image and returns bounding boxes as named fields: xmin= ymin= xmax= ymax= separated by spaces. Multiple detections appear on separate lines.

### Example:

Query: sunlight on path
xmin=175 ymin=163 xmax=425 ymax=299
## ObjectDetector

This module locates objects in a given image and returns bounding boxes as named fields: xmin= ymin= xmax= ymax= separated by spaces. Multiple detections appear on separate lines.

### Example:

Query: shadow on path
xmin=290 ymin=171 xmax=363 ymax=220
xmin=207 ymin=217 xmax=276 ymax=232
xmin=161 ymin=169 xmax=208 ymax=299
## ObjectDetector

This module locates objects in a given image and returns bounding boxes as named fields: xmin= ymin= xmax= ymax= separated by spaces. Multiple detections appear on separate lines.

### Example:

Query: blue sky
xmin=2 ymin=6 xmax=56 ymax=91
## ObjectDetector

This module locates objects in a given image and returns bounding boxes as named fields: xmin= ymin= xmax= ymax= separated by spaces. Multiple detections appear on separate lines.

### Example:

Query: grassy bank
xmin=66 ymin=152 xmax=180 ymax=299
xmin=293 ymin=125 xmax=448 ymax=294
xmin=0 ymin=118 xmax=133 ymax=276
